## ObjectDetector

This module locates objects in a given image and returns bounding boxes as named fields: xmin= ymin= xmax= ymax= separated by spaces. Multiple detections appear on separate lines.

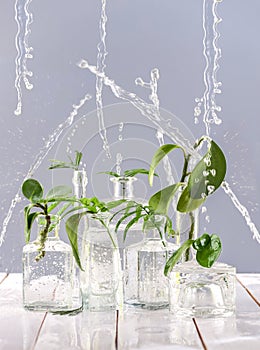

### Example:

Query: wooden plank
xmin=195 ymin=279 xmax=260 ymax=349
xmin=0 ymin=274 xmax=46 ymax=350
xmin=119 ymin=308 xmax=202 ymax=349
xmin=237 ymin=274 xmax=260 ymax=306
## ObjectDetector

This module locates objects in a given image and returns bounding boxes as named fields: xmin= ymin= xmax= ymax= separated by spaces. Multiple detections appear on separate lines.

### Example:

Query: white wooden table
xmin=0 ymin=273 xmax=260 ymax=349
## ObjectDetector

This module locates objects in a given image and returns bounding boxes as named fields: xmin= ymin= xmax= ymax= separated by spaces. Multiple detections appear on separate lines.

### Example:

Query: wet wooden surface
xmin=0 ymin=273 xmax=259 ymax=349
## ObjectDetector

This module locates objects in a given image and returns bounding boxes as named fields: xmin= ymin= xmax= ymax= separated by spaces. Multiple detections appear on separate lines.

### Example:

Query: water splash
xmin=96 ymin=0 xmax=111 ymax=158
xmin=0 ymin=94 xmax=92 ymax=246
xmin=221 ymin=181 xmax=260 ymax=244
xmin=116 ymin=153 xmax=123 ymax=176
xmin=78 ymin=60 xmax=260 ymax=244
xmin=194 ymin=0 xmax=223 ymax=135
xmin=79 ymin=60 xmax=196 ymax=157
xmin=14 ymin=0 xmax=34 ymax=116
xmin=136 ymin=69 xmax=175 ymax=185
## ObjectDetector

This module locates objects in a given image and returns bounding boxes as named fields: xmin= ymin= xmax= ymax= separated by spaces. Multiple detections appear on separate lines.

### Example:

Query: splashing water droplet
xmin=201 ymin=206 xmax=207 ymax=213
xmin=116 ymin=153 xmax=123 ymax=176
xmin=210 ymin=169 xmax=216 ymax=176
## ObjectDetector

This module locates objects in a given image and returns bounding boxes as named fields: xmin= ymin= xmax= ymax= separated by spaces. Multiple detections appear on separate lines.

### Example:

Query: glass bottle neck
xmin=110 ymin=176 xmax=136 ymax=200
xmin=72 ymin=169 xmax=88 ymax=199
xmin=143 ymin=215 xmax=166 ymax=241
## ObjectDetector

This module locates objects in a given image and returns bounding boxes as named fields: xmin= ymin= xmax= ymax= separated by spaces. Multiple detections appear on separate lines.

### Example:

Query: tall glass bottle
xmin=81 ymin=213 xmax=121 ymax=311
xmin=23 ymin=215 xmax=74 ymax=311
xmin=124 ymin=215 xmax=178 ymax=309
xmin=72 ymin=169 xmax=89 ymax=307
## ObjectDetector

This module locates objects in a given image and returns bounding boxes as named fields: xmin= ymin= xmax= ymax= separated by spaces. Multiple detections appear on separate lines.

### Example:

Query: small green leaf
xmin=164 ymin=239 xmax=194 ymax=276
xmin=115 ymin=210 xmax=138 ymax=233
xmin=22 ymin=179 xmax=44 ymax=203
xmin=195 ymin=234 xmax=222 ymax=268
xmin=149 ymin=183 xmax=181 ymax=215
xmin=177 ymin=186 xmax=206 ymax=212
xmin=192 ymin=233 xmax=211 ymax=251
xmin=66 ymin=213 xmax=86 ymax=270
xmin=149 ymin=144 xmax=183 ymax=186
xmin=46 ymin=185 xmax=72 ymax=200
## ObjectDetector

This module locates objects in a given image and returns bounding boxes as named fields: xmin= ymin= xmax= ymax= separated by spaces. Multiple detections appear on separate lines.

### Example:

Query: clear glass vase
xmin=168 ymin=259 xmax=236 ymax=317
xmin=124 ymin=215 xmax=178 ymax=309
xmin=80 ymin=213 xmax=122 ymax=311
xmin=23 ymin=215 xmax=75 ymax=311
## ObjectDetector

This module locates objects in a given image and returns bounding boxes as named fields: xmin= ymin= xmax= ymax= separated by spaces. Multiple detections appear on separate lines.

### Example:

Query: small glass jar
xmin=23 ymin=214 xmax=75 ymax=311
xmin=168 ymin=259 xmax=236 ymax=317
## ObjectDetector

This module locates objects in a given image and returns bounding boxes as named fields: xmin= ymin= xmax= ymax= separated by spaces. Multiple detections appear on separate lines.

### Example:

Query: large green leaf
xmin=177 ymin=140 xmax=226 ymax=212
xmin=149 ymin=183 xmax=181 ymax=215
xmin=149 ymin=144 xmax=183 ymax=186
xmin=164 ymin=239 xmax=193 ymax=276
xmin=177 ymin=186 xmax=206 ymax=212
xmin=46 ymin=185 xmax=72 ymax=200
xmin=65 ymin=212 xmax=86 ymax=270
xmin=22 ymin=179 xmax=43 ymax=203
xmin=194 ymin=234 xmax=222 ymax=268
xmin=188 ymin=140 xmax=226 ymax=200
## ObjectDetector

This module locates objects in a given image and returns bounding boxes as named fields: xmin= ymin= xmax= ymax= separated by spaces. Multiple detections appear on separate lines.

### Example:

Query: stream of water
xmin=96 ymin=0 xmax=111 ymax=158
xmin=194 ymin=0 xmax=222 ymax=135
xmin=14 ymin=0 xmax=34 ymax=116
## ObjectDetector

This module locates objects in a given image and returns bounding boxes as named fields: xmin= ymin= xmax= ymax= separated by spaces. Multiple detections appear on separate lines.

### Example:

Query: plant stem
xmin=36 ymin=210 xmax=51 ymax=262
xmin=185 ymin=211 xmax=195 ymax=261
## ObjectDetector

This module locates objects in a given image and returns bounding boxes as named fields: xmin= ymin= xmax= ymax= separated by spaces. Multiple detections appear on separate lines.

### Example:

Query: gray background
xmin=0 ymin=0 xmax=259 ymax=272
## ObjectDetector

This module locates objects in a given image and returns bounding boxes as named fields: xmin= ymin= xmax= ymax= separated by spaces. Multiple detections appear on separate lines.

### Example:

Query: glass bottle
xmin=80 ymin=213 xmax=122 ymax=311
xmin=124 ymin=215 xmax=178 ymax=309
xmin=110 ymin=176 xmax=144 ymax=248
xmin=72 ymin=169 xmax=89 ymax=308
xmin=23 ymin=214 xmax=74 ymax=311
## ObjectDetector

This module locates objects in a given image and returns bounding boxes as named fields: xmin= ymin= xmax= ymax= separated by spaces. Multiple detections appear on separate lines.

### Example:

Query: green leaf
xmin=98 ymin=171 xmax=120 ymax=177
xmin=75 ymin=151 xmax=82 ymax=168
xmin=106 ymin=199 xmax=126 ymax=210
xmin=24 ymin=204 xmax=40 ymax=243
xmin=46 ymin=185 xmax=72 ymax=200
xmin=123 ymin=214 xmax=146 ymax=241
xmin=149 ymin=183 xmax=182 ymax=215
xmin=115 ymin=210 xmax=138 ymax=233
xmin=192 ymin=233 xmax=211 ymax=251
xmin=22 ymin=179 xmax=44 ymax=203
xmin=194 ymin=234 xmax=222 ymax=268
xmin=65 ymin=213 xmax=86 ymax=270
xmin=123 ymin=168 xmax=155 ymax=177
xmin=49 ymin=161 xmax=72 ymax=170
xmin=149 ymin=144 xmax=183 ymax=186
xmin=189 ymin=140 xmax=226 ymax=200
xmin=177 ymin=186 xmax=206 ymax=212
xmin=164 ymin=239 xmax=194 ymax=276
xmin=177 ymin=140 xmax=226 ymax=213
